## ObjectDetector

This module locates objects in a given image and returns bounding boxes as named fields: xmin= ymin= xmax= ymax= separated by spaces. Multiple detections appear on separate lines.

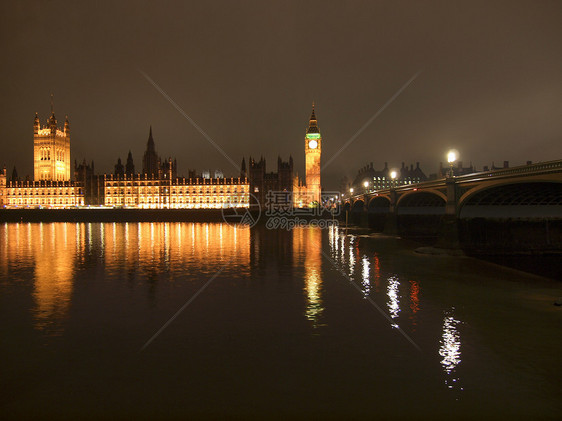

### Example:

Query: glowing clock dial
xmin=308 ymin=140 xmax=318 ymax=149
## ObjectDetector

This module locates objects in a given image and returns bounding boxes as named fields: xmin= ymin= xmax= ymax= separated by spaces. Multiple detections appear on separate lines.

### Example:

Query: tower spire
xmin=50 ymin=93 xmax=54 ymax=115
xmin=147 ymin=126 xmax=155 ymax=151
xmin=307 ymin=102 xmax=319 ymax=134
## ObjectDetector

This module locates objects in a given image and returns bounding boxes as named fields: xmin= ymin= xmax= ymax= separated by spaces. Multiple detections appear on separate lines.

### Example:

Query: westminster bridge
xmin=343 ymin=159 xmax=562 ymax=253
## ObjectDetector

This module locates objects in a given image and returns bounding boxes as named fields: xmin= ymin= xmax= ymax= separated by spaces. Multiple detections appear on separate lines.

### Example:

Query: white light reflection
xmin=386 ymin=275 xmax=400 ymax=328
xmin=334 ymin=226 xmax=339 ymax=256
xmin=361 ymin=255 xmax=370 ymax=297
xmin=328 ymin=225 xmax=335 ymax=254
xmin=191 ymin=223 xmax=195 ymax=253
xmin=348 ymin=237 xmax=355 ymax=279
xmin=439 ymin=309 xmax=463 ymax=392
xmin=87 ymin=223 xmax=92 ymax=251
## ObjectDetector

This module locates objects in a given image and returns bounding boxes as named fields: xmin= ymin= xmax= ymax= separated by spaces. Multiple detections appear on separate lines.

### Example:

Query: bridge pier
xmin=435 ymin=215 xmax=461 ymax=249
xmin=382 ymin=189 xmax=398 ymax=236
xmin=358 ymin=194 xmax=370 ymax=227
xmin=435 ymin=178 xmax=461 ymax=249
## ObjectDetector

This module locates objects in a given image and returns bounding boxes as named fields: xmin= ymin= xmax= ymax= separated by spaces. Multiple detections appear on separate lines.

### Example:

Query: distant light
xmin=390 ymin=171 xmax=397 ymax=180
xmin=447 ymin=150 xmax=457 ymax=164
xmin=350 ymin=188 xmax=354 ymax=193
xmin=363 ymin=181 xmax=369 ymax=188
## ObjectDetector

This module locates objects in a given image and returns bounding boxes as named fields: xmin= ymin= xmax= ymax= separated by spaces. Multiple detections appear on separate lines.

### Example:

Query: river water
xmin=0 ymin=222 xmax=560 ymax=419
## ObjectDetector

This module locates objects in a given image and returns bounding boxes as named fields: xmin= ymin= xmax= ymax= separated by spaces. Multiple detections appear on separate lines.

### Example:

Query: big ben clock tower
xmin=305 ymin=103 xmax=321 ymax=205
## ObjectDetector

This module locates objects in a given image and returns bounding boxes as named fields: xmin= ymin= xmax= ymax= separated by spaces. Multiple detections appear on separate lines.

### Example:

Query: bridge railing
xmin=454 ymin=159 xmax=562 ymax=182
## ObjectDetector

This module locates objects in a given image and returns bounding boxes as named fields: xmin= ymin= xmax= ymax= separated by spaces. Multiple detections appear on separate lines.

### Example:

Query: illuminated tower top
xmin=305 ymin=102 xmax=321 ymax=151
xmin=307 ymin=103 xmax=320 ymax=134
xmin=33 ymin=97 xmax=71 ymax=181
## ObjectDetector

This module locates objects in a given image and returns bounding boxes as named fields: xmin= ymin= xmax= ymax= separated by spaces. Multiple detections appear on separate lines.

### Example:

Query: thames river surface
xmin=0 ymin=222 xmax=560 ymax=419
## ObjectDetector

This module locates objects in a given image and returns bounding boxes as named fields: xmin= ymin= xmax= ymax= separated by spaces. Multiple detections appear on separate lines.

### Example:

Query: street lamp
xmin=363 ymin=180 xmax=369 ymax=192
xmin=349 ymin=187 xmax=354 ymax=195
xmin=390 ymin=170 xmax=397 ymax=188
xmin=447 ymin=150 xmax=458 ymax=177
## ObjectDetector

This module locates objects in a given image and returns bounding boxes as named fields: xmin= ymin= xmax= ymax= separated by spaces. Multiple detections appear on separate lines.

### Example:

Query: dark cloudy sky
xmin=1 ymin=0 xmax=561 ymax=188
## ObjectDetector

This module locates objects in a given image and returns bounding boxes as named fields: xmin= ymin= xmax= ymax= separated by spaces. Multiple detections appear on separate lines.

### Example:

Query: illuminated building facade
xmin=0 ymin=167 xmax=6 ymax=206
xmin=3 ymin=181 xmax=84 ymax=208
xmin=34 ymin=106 xmax=71 ymax=181
xmin=104 ymin=130 xmax=249 ymax=208
xmin=1 ymin=105 xmax=84 ymax=208
xmin=1 ymin=103 xmax=328 ymax=210
xmin=104 ymin=173 xmax=249 ymax=208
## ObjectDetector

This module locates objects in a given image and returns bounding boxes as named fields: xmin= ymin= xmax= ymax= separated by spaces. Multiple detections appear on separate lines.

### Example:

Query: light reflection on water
xmin=0 ymin=222 xmax=252 ymax=335
xmin=328 ymin=226 xmax=464 ymax=391
xmin=361 ymin=255 xmax=370 ymax=297
xmin=439 ymin=309 xmax=463 ymax=392
xmin=387 ymin=275 xmax=401 ymax=328
xmin=372 ymin=253 xmax=381 ymax=292
xmin=1 ymin=223 xmax=78 ymax=335
xmin=409 ymin=280 xmax=420 ymax=329
xmin=348 ymin=236 xmax=356 ymax=278
xmin=293 ymin=228 xmax=325 ymax=327
xmin=1 ymin=222 xmax=559 ymax=417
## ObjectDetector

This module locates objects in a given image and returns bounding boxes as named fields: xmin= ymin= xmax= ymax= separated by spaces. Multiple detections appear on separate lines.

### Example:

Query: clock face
xmin=308 ymin=140 xmax=318 ymax=149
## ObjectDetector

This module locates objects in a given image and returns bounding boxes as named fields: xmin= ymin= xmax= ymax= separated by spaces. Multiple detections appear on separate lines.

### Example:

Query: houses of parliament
xmin=0 ymin=101 xmax=323 ymax=210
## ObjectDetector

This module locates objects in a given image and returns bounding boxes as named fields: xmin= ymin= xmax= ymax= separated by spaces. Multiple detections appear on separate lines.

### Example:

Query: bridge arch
xmin=347 ymin=198 xmax=365 ymax=225
xmin=366 ymin=196 xmax=390 ymax=231
xmin=351 ymin=199 xmax=365 ymax=212
xmin=396 ymin=191 xmax=446 ymax=214
xmin=367 ymin=195 xmax=391 ymax=212
xmin=459 ymin=181 xmax=562 ymax=218
xmin=396 ymin=189 xmax=446 ymax=206
xmin=392 ymin=191 xmax=446 ymax=240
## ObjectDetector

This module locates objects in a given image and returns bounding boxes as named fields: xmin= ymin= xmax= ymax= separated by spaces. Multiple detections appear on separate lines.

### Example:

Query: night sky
xmin=1 ymin=0 xmax=561 ymax=189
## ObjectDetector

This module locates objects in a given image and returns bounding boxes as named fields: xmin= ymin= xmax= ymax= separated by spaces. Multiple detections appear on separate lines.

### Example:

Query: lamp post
xmin=363 ymin=180 xmax=369 ymax=192
xmin=440 ymin=150 xmax=461 ymax=249
xmin=390 ymin=170 xmax=397 ymax=188
xmin=349 ymin=187 xmax=354 ymax=195
xmin=447 ymin=150 xmax=457 ymax=178
xmin=384 ymin=170 xmax=399 ymax=235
